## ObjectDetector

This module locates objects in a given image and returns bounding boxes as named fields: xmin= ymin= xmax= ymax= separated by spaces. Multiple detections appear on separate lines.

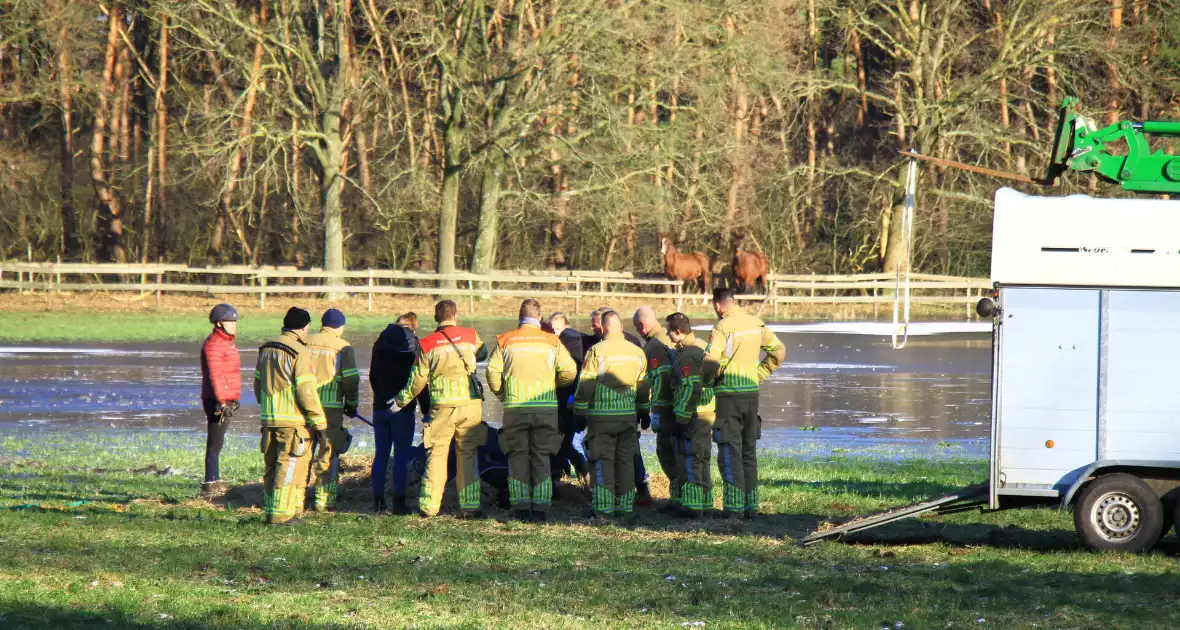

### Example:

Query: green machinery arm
xmin=1048 ymin=96 xmax=1180 ymax=193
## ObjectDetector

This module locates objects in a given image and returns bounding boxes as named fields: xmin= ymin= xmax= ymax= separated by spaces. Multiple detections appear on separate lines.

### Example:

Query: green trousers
xmin=421 ymin=404 xmax=485 ymax=516
xmin=585 ymin=415 xmax=638 ymax=516
xmin=653 ymin=407 xmax=683 ymax=504
xmin=261 ymin=426 xmax=313 ymax=524
xmin=310 ymin=412 xmax=348 ymax=511
xmin=499 ymin=409 xmax=560 ymax=512
xmin=680 ymin=414 xmax=716 ymax=514
xmin=714 ymin=395 xmax=760 ymax=513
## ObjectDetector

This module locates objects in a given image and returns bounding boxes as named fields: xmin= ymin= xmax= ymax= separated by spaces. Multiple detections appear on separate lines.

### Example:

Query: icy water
xmin=0 ymin=320 xmax=993 ymax=460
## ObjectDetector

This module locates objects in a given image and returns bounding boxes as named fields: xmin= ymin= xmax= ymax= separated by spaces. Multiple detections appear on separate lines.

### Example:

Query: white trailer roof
xmin=992 ymin=187 xmax=1180 ymax=288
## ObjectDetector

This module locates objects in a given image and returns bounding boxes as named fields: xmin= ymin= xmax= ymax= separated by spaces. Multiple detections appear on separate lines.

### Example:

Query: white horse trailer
xmin=804 ymin=187 xmax=1180 ymax=552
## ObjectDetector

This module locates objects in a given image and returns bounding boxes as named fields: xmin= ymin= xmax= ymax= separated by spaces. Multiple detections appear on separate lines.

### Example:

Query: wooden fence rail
xmin=0 ymin=261 xmax=991 ymax=316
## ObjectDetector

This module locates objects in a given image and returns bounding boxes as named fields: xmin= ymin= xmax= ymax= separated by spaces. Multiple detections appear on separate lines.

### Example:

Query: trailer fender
xmin=1061 ymin=460 xmax=1180 ymax=509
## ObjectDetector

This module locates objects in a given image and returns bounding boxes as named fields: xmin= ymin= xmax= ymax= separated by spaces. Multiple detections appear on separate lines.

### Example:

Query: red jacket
xmin=201 ymin=327 xmax=242 ymax=402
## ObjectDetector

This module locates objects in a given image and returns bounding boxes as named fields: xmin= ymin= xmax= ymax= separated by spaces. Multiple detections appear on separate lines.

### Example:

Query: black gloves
xmin=638 ymin=410 xmax=651 ymax=431
xmin=215 ymin=401 xmax=239 ymax=423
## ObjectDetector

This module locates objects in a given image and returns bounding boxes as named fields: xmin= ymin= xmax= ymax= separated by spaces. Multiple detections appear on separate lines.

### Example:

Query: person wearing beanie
xmin=200 ymin=303 xmax=241 ymax=499
xmin=254 ymin=307 xmax=327 ymax=524
xmin=305 ymin=308 xmax=360 ymax=511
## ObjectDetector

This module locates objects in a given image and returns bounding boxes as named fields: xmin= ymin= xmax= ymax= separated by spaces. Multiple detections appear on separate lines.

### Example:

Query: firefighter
xmin=254 ymin=307 xmax=328 ymax=525
xmin=574 ymin=310 xmax=650 ymax=519
xmin=633 ymin=306 xmax=680 ymax=511
xmin=486 ymin=299 xmax=578 ymax=522
xmin=583 ymin=307 xmax=653 ymax=505
xmin=305 ymin=308 xmax=360 ymax=512
xmin=390 ymin=300 xmax=489 ymax=518
xmin=705 ymin=288 xmax=786 ymax=519
xmin=666 ymin=312 xmax=719 ymax=518
xmin=200 ymin=303 xmax=241 ymax=499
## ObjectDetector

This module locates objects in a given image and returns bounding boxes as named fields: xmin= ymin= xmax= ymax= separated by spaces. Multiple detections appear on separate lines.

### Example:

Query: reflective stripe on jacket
xmin=704 ymin=307 xmax=786 ymax=396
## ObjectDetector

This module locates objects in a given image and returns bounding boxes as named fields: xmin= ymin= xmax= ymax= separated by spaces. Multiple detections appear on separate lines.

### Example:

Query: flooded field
xmin=0 ymin=320 xmax=992 ymax=459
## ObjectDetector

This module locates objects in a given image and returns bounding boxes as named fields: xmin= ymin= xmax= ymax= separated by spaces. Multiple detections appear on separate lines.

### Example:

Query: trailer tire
xmin=1074 ymin=473 xmax=1163 ymax=553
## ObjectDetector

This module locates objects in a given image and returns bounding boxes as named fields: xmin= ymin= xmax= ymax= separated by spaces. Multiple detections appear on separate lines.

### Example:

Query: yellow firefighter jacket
xmin=671 ymin=332 xmax=718 ymax=423
xmin=254 ymin=330 xmax=328 ymax=430
xmin=573 ymin=333 xmax=651 ymax=416
xmin=641 ymin=324 xmax=674 ymax=412
xmin=704 ymin=307 xmax=786 ymax=397
xmin=394 ymin=321 xmax=486 ymax=410
xmin=305 ymin=327 xmax=360 ymax=411
xmin=486 ymin=322 xmax=578 ymax=409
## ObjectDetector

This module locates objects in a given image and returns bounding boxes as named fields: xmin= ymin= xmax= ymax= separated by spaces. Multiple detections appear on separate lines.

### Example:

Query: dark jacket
xmin=370 ymin=324 xmax=430 ymax=414
xmin=200 ymin=327 xmax=241 ymax=403
xmin=556 ymin=328 xmax=585 ymax=412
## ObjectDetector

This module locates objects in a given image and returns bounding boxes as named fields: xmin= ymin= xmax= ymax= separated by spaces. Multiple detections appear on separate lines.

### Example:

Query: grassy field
xmin=2 ymin=430 xmax=1177 ymax=629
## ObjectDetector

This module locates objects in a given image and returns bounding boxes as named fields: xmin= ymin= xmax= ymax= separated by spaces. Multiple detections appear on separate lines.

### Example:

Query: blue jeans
xmin=372 ymin=406 xmax=418 ymax=499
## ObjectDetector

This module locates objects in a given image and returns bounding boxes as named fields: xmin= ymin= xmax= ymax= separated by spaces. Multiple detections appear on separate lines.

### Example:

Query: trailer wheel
xmin=1074 ymin=473 xmax=1163 ymax=553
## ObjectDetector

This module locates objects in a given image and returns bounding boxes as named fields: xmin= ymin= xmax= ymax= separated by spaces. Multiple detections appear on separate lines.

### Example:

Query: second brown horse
xmin=660 ymin=233 xmax=711 ymax=296
xmin=732 ymin=234 xmax=770 ymax=294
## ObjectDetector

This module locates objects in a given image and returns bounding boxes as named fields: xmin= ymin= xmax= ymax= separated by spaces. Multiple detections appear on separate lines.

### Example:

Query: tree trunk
xmin=155 ymin=14 xmax=169 ymax=261
xmin=470 ymin=153 xmax=505 ymax=282
xmin=92 ymin=4 xmax=126 ymax=263
xmin=723 ymin=15 xmax=746 ymax=248
xmin=143 ymin=15 xmax=169 ymax=263
xmin=57 ymin=30 xmax=79 ymax=259
xmin=1107 ymin=0 xmax=1123 ymax=125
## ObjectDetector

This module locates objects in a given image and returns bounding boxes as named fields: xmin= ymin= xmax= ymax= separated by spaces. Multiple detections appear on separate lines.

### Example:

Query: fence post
xmin=676 ymin=282 xmax=683 ymax=312
xmin=771 ymin=278 xmax=778 ymax=318
xmin=809 ymin=272 xmax=816 ymax=299
xmin=468 ymin=279 xmax=475 ymax=315
xmin=55 ymin=256 xmax=62 ymax=296
xmin=574 ymin=280 xmax=581 ymax=314
xmin=259 ymin=273 xmax=267 ymax=310
xmin=367 ymin=269 xmax=374 ymax=313
xmin=156 ymin=264 xmax=163 ymax=307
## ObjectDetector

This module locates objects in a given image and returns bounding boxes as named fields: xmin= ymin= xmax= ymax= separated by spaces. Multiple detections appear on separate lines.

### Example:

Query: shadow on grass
xmin=761 ymin=477 xmax=985 ymax=502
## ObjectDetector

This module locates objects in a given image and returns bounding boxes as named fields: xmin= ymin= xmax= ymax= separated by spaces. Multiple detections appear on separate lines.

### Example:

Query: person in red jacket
xmin=200 ymin=303 xmax=242 ymax=498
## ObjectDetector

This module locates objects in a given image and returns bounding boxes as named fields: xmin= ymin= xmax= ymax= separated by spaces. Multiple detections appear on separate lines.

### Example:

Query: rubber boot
xmin=531 ymin=511 xmax=548 ymax=523
xmin=743 ymin=509 xmax=758 ymax=521
xmin=515 ymin=509 xmax=532 ymax=522
xmin=374 ymin=497 xmax=387 ymax=513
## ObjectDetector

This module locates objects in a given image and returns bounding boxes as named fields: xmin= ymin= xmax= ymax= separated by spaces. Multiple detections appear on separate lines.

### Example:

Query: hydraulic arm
xmin=1048 ymin=96 xmax=1180 ymax=193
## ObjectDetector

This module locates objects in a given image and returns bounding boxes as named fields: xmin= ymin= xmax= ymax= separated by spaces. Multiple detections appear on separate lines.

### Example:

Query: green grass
xmin=3 ymin=430 xmax=1177 ymax=629
xmin=5 ymin=312 xmax=421 ymax=343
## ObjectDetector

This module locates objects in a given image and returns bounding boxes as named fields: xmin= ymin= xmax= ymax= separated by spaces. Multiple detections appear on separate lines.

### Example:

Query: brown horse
xmin=732 ymin=234 xmax=770 ymax=295
xmin=660 ymin=233 xmax=711 ymax=297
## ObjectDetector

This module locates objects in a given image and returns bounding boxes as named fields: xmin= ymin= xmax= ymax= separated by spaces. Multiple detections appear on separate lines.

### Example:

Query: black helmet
xmin=209 ymin=303 xmax=239 ymax=324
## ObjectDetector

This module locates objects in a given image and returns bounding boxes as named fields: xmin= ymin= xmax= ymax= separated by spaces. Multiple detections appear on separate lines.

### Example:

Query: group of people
xmin=197 ymin=287 xmax=785 ymax=525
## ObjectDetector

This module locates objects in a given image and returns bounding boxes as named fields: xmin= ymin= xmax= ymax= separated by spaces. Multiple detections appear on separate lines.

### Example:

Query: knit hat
xmin=322 ymin=308 xmax=346 ymax=329
xmin=283 ymin=307 xmax=312 ymax=330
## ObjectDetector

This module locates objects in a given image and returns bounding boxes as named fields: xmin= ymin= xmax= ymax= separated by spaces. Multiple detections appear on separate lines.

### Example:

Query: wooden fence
xmin=0 ymin=261 xmax=991 ymax=316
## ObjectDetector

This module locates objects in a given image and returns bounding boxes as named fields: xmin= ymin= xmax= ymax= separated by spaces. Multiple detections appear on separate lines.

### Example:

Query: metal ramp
xmin=799 ymin=484 xmax=988 ymax=546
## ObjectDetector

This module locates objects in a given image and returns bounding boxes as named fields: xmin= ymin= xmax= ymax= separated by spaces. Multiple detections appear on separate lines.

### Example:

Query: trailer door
xmin=996 ymin=287 xmax=1100 ymax=495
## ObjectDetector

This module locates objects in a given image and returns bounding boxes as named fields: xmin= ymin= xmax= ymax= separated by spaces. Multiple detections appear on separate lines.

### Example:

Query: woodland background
xmin=0 ymin=0 xmax=1177 ymax=280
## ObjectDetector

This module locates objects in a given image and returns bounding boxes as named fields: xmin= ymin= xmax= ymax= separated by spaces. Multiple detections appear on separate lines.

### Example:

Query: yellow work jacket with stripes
xmin=253 ymin=330 xmax=328 ymax=430
xmin=704 ymin=307 xmax=786 ymax=397
xmin=305 ymin=327 xmax=360 ymax=410
xmin=641 ymin=324 xmax=674 ymax=413
xmin=394 ymin=322 xmax=486 ymax=410
xmin=573 ymin=333 xmax=650 ymax=417
xmin=486 ymin=322 xmax=578 ymax=409
xmin=671 ymin=333 xmax=718 ymax=423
